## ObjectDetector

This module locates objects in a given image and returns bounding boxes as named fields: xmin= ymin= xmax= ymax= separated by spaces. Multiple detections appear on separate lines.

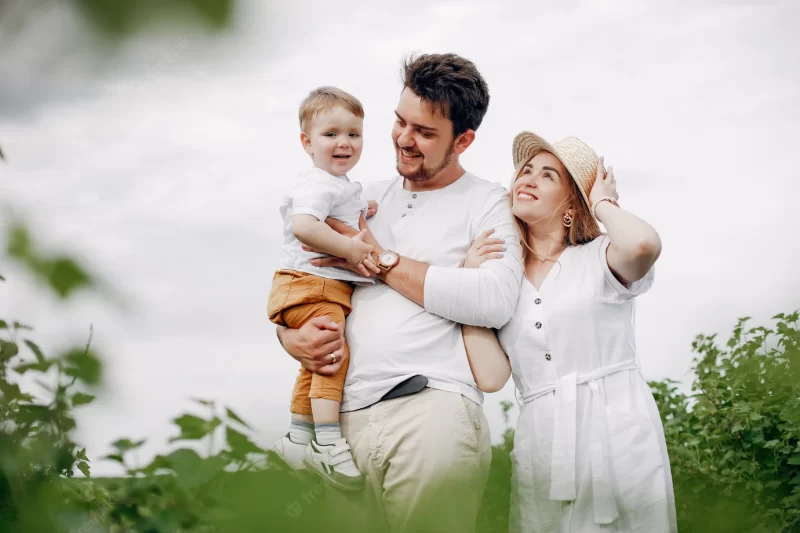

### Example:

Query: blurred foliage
xmin=72 ymin=0 xmax=235 ymax=37
xmin=6 ymin=223 xmax=93 ymax=299
xmin=3 ymin=310 xmax=796 ymax=532
xmin=649 ymin=311 xmax=800 ymax=533
xmin=0 ymin=0 xmax=235 ymax=38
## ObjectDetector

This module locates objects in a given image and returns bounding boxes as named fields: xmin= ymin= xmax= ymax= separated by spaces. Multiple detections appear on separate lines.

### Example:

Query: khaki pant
xmin=340 ymin=388 xmax=492 ymax=533
xmin=268 ymin=269 xmax=353 ymax=415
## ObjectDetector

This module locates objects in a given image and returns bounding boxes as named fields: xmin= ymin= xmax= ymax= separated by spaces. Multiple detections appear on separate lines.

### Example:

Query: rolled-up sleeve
xmin=423 ymin=185 xmax=524 ymax=328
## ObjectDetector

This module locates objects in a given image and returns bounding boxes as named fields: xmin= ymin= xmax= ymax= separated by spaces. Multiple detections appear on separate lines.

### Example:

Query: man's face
xmin=392 ymin=88 xmax=456 ymax=182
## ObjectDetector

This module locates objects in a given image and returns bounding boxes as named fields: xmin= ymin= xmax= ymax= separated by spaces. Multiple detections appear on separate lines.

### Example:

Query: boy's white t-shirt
xmin=279 ymin=167 xmax=372 ymax=284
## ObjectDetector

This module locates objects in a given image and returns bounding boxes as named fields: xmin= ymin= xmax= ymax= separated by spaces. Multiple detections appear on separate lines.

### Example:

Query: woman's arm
xmin=589 ymin=162 xmax=661 ymax=284
xmin=462 ymin=325 xmax=512 ymax=392
xmin=459 ymin=229 xmax=513 ymax=393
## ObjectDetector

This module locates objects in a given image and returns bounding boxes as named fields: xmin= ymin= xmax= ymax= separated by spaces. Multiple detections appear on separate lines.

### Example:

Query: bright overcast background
xmin=1 ymin=0 xmax=798 ymax=476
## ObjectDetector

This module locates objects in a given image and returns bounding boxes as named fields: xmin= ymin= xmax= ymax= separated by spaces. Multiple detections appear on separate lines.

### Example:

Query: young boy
xmin=269 ymin=87 xmax=378 ymax=491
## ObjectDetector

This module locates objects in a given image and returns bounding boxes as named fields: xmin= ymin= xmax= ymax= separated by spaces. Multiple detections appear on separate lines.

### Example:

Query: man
xmin=276 ymin=53 xmax=524 ymax=532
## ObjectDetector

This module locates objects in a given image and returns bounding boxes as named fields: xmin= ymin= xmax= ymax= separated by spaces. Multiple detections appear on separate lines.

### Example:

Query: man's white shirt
xmin=341 ymin=172 xmax=524 ymax=412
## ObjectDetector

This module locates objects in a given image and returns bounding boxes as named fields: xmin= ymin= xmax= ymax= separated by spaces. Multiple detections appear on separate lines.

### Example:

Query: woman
xmin=462 ymin=132 xmax=677 ymax=532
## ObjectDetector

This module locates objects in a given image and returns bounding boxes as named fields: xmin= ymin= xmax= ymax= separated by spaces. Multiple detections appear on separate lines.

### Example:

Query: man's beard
xmin=396 ymin=141 xmax=455 ymax=182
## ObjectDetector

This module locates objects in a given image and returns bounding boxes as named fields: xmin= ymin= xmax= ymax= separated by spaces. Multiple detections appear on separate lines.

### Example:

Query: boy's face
xmin=301 ymin=105 xmax=363 ymax=176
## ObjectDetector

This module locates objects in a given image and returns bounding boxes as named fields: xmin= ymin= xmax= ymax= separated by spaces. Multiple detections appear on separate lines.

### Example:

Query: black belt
xmin=378 ymin=374 xmax=428 ymax=402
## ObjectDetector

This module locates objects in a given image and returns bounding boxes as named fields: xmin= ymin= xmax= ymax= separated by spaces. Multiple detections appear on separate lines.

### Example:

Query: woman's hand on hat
xmin=462 ymin=228 xmax=505 ymax=269
xmin=589 ymin=156 xmax=619 ymax=207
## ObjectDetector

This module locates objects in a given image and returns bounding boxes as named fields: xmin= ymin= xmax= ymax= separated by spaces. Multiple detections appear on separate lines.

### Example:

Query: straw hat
xmin=512 ymin=131 xmax=601 ymax=211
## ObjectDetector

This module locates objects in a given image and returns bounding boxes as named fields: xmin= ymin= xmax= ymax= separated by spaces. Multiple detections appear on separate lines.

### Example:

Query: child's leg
xmin=281 ymin=300 xmax=363 ymax=489
xmin=282 ymin=301 xmax=348 ymax=426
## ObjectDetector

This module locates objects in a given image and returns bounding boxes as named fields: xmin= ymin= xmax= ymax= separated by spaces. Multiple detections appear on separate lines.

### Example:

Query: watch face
xmin=379 ymin=251 xmax=397 ymax=266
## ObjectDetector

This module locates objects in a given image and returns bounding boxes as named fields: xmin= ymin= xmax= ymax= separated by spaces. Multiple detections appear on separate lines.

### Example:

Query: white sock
xmin=289 ymin=419 xmax=314 ymax=444
xmin=314 ymin=423 xmax=343 ymax=445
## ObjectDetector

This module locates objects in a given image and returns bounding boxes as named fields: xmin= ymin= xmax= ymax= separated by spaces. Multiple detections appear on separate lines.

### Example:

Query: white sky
xmin=1 ymin=0 xmax=798 ymax=476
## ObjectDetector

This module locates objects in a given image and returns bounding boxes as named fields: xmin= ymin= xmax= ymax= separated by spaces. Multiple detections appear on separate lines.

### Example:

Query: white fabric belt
xmin=519 ymin=358 xmax=640 ymax=525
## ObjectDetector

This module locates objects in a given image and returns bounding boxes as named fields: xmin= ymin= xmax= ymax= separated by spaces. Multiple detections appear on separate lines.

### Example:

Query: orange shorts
xmin=268 ymin=269 xmax=353 ymax=415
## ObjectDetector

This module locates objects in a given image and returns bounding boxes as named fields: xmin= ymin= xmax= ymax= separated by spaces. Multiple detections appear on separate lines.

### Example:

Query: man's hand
xmin=277 ymin=317 xmax=347 ymax=376
xmin=307 ymin=214 xmax=383 ymax=275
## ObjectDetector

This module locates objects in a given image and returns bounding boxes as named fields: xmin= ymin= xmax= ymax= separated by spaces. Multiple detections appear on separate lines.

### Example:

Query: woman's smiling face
xmin=511 ymin=151 xmax=573 ymax=227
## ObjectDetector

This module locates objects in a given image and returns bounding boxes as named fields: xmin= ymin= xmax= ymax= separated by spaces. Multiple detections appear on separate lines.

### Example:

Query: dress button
xmin=534 ymin=298 xmax=541 ymax=305
xmin=412 ymin=194 xmax=417 ymax=199
xmin=535 ymin=322 xmax=542 ymax=329
xmin=408 ymin=204 xmax=413 ymax=208
xmin=401 ymin=213 xmax=407 ymax=218
xmin=545 ymin=353 xmax=552 ymax=361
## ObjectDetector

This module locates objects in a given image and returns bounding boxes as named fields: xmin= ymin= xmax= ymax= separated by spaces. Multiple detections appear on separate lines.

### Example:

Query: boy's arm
xmin=292 ymin=215 xmax=377 ymax=276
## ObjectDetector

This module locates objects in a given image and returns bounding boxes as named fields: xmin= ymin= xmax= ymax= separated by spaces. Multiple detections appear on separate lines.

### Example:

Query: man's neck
xmin=404 ymin=162 xmax=467 ymax=192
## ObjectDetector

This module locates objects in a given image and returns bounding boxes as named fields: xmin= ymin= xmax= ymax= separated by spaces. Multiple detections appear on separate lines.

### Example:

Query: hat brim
xmin=511 ymin=131 xmax=593 ymax=211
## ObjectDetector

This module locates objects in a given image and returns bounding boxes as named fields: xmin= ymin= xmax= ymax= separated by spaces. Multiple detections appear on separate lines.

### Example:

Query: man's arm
xmin=418 ymin=186 xmax=524 ymax=328
xmin=312 ymin=186 xmax=524 ymax=328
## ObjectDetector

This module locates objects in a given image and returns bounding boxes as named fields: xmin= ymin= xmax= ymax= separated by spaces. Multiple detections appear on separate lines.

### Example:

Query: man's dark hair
xmin=401 ymin=53 xmax=490 ymax=137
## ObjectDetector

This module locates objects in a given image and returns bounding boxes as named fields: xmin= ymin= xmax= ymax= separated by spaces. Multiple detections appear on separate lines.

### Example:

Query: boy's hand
xmin=346 ymin=230 xmax=381 ymax=277
xmin=366 ymin=200 xmax=379 ymax=218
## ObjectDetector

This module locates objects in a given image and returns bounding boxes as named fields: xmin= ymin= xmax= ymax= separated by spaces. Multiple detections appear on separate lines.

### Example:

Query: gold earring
xmin=563 ymin=213 xmax=573 ymax=228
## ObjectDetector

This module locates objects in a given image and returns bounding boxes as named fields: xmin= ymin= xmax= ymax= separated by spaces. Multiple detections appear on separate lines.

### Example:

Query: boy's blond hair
xmin=299 ymin=87 xmax=364 ymax=133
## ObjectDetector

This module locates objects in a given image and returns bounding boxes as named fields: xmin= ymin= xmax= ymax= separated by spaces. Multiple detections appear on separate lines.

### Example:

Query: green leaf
xmin=0 ymin=320 xmax=7 ymax=329
xmin=62 ymin=347 xmax=102 ymax=385
xmin=788 ymin=455 xmax=800 ymax=465
xmin=13 ymin=321 xmax=32 ymax=330
xmin=225 ymin=407 xmax=251 ymax=429
xmin=163 ymin=448 xmax=202 ymax=476
xmin=170 ymin=414 xmax=221 ymax=441
xmin=14 ymin=360 xmax=53 ymax=374
xmin=749 ymin=413 xmax=763 ymax=422
xmin=163 ymin=450 xmax=227 ymax=489
xmin=23 ymin=340 xmax=46 ymax=363
xmin=77 ymin=461 xmax=91 ymax=477
xmin=731 ymin=423 xmax=744 ymax=433
xmin=191 ymin=397 xmax=215 ymax=407
xmin=7 ymin=224 xmax=33 ymax=260
xmin=112 ymin=438 xmax=146 ymax=452
xmin=76 ymin=448 xmax=89 ymax=461
xmin=0 ymin=339 xmax=19 ymax=360
xmin=135 ymin=454 xmax=171 ymax=476
xmin=764 ymin=439 xmax=781 ymax=449
xmin=71 ymin=393 xmax=96 ymax=407
xmin=226 ymin=427 xmax=262 ymax=456
xmin=103 ymin=453 xmax=125 ymax=464
xmin=42 ymin=257 xmax=93 ymax=299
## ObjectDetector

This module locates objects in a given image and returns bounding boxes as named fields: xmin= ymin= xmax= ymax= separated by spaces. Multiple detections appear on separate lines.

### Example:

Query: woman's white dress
xmin=498 ymin=236 xmax=677 ymax=533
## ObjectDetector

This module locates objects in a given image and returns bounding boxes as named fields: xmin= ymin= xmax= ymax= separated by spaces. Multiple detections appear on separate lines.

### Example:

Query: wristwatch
xmin=378 ymin=250 xmax=400 ymax=272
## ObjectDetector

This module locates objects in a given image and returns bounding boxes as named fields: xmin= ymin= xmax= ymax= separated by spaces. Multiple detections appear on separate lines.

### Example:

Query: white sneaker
xmin=303 ymin=438 xmax=364 ymax=491
xmin=273 ymin=433 xmax=308 ymax=470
